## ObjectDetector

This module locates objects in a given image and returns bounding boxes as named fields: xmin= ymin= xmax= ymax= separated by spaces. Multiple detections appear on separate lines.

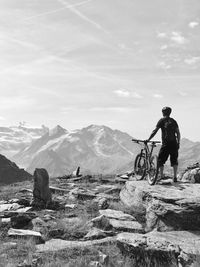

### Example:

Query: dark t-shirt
xmin=156 ymin=117 xmax=178 ymax=145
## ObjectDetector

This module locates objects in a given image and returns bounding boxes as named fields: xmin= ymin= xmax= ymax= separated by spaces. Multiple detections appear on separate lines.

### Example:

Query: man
xmin=147 ymin=107 xmax=180 ymax=182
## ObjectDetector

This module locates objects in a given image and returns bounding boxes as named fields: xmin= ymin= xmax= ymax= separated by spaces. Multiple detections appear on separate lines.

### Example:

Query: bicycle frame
xmin=132 ymin=139 xmax=160 ymax=174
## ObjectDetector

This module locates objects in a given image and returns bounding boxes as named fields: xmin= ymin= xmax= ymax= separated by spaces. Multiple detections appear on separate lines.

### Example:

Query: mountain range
xmin=0 ymin=124 xmax=200 ymax=177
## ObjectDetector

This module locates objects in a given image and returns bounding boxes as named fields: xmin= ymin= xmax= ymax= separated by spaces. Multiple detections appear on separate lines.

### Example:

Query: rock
xmin=120 ymin=180 xmax=200 ymax=231
xmin=15 ymin=207 xmax=32 ymax=213
xmin=8 ymin=228 xmax=44 ymax=244
xmin=93 ymin=197 xmax=109 ymax=210
xmin=36 ymin=237 xmax=115 ymax=252
xmin=0 ymin=218 xmax=11 ymax=225
xmin=109 ymin=219 xmax=143 ymax=233
xmin=89 ymin=261 xmax=100 ymax=267
xmin=11 ymin=214 xmax=33 ymax=229
xmin=117 ymin=231 xmax=200 ymax=267
xmin=49 ymin=186 xmax=70 ymax=194
xmin=31 ymin=168 xmax=52 ymax=209
xmin=65 ymin=204 xmax=76 ymax=210
xmin=84 ymin=228 xmax=107 ymax=240
xmin=98 ymin=251 xmax=109 ymax=265
xmin=0 ymin=203 xmax=21 ymax=212
xmin=72 ymin=166 xmax=82 ymax=177
xmin=99 ymin=209 xmax=136 ymax=221
xmin=91 ymin=215 xmax=111 ymax=230
xmin=17 ymin=199 xmax=31 ymax=207
xmin=181 ymin=167 xmax=200 ymax=183
xmin=43 ymin=214 xmax=56 ymax=221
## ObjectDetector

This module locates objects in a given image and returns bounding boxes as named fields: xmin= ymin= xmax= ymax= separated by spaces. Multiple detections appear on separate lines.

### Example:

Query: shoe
xmin=173 ymin=177 xmax=177 ymax=183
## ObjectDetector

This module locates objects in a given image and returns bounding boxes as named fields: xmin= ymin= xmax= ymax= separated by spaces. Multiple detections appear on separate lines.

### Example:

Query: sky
xmin=0 ymin=0 xmax=200 ymax=141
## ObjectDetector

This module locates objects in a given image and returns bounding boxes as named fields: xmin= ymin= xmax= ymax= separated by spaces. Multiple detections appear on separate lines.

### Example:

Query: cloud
xmin=188 ymin=21 xmax=199 ymax=28
xmin=179 ymin=91 xmax=187 ymax=97
xmin=157 ymin=32 xmax=167 ymax=38
xmin=160 ymin=45 xmax=168 ymax=50
xmin=157 ymin=61 xmax=171 ymax=70
xmin=113 ymin=89 xmax=143 ymax=98
xmin=23 ymin=0 xmax=95 ymax=21
xmin=57 ymin=0 xmax=109 ymax=34
xmin=184 ymin=57 xmax=200 ymax=65
xmin=0 ymin=116 xmax=6 ymax=121
xmin=170 ymin=32 xmax=186 ymax=45
xmin=153 ymin=94 xmax=163 ymax=98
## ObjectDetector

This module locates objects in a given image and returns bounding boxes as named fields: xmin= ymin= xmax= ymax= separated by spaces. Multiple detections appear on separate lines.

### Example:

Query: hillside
xmin=0 ymin=154 xmax=32 ymax=184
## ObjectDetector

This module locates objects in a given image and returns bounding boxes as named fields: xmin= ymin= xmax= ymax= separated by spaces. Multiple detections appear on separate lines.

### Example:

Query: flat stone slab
xmin=0 ymin=203 xmax=21 ymax=213
xmin=120 ymin=181 xmax=200 ymax=231
xmin=99 ymin=209 xmax=136 ymax=221
xmin=36 ymin=237 xmax=115 ymax=252
xmin=8 ymin=228 xmax=44 ymax=244
xmin=109 ymin=219 xmax=143 ymax=233
xmin=117 ymin=231 xmax=200 ymax=267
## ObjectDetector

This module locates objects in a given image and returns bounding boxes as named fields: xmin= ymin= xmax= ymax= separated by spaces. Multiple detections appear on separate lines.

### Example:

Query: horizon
xmin=0 ymin=0 xmax=200 ymax=141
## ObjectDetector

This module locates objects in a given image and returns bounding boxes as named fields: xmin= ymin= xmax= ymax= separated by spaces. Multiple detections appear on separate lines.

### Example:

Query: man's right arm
xmin=148 ymin=127 xmax=159 ymax=141
xmin=175 ymin=126 xmax=181 ymax=148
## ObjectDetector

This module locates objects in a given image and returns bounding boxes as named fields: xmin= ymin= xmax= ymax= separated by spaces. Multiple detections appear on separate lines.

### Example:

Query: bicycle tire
xmin=147 ymin=155 xmax=159 ymax=185
xmin=134 ymin=153 xmax=146 ymax=180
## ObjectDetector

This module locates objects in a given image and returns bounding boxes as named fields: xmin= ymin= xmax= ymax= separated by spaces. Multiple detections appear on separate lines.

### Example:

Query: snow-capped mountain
xmin=0 ymin=124 xmax=49 ymax=158
xmin=1 ymin=124 xmax=200 ymax=178
xmin=12 ymin=124 xmax=140 ymax=177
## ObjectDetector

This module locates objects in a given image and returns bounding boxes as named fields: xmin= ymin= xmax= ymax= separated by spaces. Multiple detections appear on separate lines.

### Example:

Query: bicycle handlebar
xmin=131 ymin=138 xmax=161 ymax=144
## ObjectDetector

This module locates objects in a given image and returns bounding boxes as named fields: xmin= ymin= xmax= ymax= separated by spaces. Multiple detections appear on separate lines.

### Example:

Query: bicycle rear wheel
xmin=147 ymin=155 xmax=159 ymax=185
xmin=134 ymin=153 xmax=146 ymax=180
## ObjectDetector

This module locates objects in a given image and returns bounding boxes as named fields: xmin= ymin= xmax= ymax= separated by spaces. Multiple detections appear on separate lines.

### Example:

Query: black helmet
xmin=162 ymin=106 xmax=172 ymax=116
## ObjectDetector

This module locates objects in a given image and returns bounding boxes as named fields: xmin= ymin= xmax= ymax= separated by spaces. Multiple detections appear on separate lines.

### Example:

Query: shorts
xmin=158 ymin=143 xmax=178 ymax=167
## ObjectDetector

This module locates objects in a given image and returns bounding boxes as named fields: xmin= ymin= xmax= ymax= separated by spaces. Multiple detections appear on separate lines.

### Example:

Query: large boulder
xmin=117 ymin=231 xmax=200 ymax=267
xmin=31 ymin=168 xmax=52 ymax=209
xmin=120 ymin=181 xmax=200 ymax=232
xmin=180 ymin=163 xmax=200 ymax=183
xmin=0 ymin=154 xmax=32 ymax=184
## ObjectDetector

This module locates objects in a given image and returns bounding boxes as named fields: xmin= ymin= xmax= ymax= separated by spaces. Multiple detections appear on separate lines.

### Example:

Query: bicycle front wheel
xmin=147 ymin=155 xmax=159 ymax=185
xmin=134 ymin=153 xmax=146 ymax=180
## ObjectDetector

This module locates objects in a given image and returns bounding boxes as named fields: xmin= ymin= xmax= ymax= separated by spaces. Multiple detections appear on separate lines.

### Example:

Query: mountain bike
xmin=132 ymin=139 xmax=161 ymax=185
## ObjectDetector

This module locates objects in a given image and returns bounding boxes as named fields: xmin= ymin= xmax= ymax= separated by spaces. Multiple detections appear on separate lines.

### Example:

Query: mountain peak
xmin=49 ymin=125 xmax=67 ymax=137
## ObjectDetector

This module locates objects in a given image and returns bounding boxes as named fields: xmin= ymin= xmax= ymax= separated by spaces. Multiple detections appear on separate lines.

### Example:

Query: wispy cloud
xmin=153 ymin=94 xmax=163 ymax=98
xmin=170 ymin=32 xmax=186 ymax=45
xmin=23 ymin=0 xmax=95 ymax=21
xmin=184 ymin=57 xmax=200 ymax=65
xmin=157 ymin=61 xmax=171 ymax=70
xmin=179 ymin=91 xmax=188 ymax=97
xmin=160 ymin=45 xmax=168 ymax=50
xmin=157 ymin=32 xmax=167 ymax=38
xmin=57 ymin=0 xmax=109 ymax=34
xmin=188 ymin=21 xmax=199 ymax=28
xmin=113 ymin=89 xmax=143 ymax=99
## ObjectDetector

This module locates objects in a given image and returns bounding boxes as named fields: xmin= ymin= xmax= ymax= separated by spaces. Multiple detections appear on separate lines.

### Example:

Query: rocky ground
xmin=0 ymin=174 xmax=139 ymax=267
xmin=1 ymin=164 xmax=200 ymax=267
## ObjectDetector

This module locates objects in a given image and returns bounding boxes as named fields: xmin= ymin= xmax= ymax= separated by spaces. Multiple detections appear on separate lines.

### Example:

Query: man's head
xmin=162 ymin=106 xmax=172 ymax=117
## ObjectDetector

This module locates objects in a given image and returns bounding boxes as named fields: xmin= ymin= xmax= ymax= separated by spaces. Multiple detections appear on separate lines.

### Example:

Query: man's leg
xmin=173 ymin=165 xmax=178 ymax=182
xmin=159 ymin=166 xmax=164 ymax=179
